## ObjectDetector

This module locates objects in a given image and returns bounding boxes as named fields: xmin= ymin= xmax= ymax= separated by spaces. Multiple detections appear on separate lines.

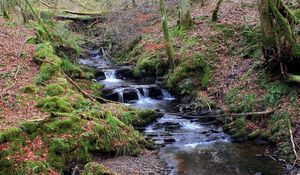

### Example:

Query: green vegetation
xmin=46 ymin=84 xmax=65 ymax=96
xmin=82 ymin=162 xmax=115 ymax=175
xmin=167 ymin=54 xmax=210 ymax=94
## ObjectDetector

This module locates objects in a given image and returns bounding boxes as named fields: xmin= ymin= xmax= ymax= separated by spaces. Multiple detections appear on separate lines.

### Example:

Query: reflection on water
xmin=162 ymin=142 xmax=285 ymax=175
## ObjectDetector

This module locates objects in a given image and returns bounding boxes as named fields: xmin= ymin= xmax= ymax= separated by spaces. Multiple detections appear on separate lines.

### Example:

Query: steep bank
xmin=0 ymin=15 xmax=165 ymax=174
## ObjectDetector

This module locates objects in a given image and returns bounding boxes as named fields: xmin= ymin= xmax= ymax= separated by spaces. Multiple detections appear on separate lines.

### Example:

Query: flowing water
xmin=79 ymin=49 xmax=286 ymax=175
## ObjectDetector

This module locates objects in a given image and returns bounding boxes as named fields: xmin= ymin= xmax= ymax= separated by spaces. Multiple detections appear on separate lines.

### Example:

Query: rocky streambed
xmin=79 ymin=48 xmax=286 ymax=175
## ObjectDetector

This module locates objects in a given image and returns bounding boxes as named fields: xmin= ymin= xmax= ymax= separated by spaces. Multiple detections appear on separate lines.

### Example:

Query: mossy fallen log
xmin=54 ymin=15 xmax=106 ymax=23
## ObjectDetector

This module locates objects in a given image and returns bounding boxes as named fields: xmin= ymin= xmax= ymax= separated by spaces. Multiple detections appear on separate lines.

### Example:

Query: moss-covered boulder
xmin=167 ymin=54 xmax=210 ymax=95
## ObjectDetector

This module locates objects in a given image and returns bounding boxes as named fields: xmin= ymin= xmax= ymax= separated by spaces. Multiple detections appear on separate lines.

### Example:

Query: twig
xmin=14 ymin=65 xmax=20 ymax=80
xmin=71 ymin=166 xmax=79 ymax=175
xmin=0 ymin=82 xmax=16 ymax=95
xmin=17 ymin=39 xmax=27 ymax=58
xmin=285 ymin=115 xmax=299 ymax=170
xmin=62 ymin=72 xmax=96 ymax=102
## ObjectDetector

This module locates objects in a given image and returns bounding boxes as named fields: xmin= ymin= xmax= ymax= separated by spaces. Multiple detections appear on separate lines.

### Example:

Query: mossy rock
xmin=133 ymin=53 xmax=166 ymax=77
xmin=232 ymin=129 xmax=248 ymax=139
xmin=37 ymin=96 xmax=73 ymax=113
xmin=82 ymin=162 xmax=115 ymax=175
xmin=46 ymin=84 xmax=65 ymax=96
xmin=167 ymin=54 xmax=210 ymax=95
xmin=248 ymin=129 xmax=263 ymax=140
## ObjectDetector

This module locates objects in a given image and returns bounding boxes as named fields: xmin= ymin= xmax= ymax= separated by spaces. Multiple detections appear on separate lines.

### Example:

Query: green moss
xmin=21 ymin=84 xmax=37 ymax=94
xmin=37 ymin=96 xmax=73 ymax=113
xmin=34 ymin=43 xmax=55 ymax=61
xmin=44 ymin=117 xmax=81 ymax=134
xmin=167 ymin=54 xmax=210 ymax=94
xmin=106 ymin=115 xmax=125 ymax=132
xmin=18 ymin=160 xmax=48 ymax=175
xmin=236 ymin=94 xmax=256 ymax=113
xmin=19 ymin=121 xmax=39 ymax=135
xmin=260 ymin=73 xmax=290 ymax=107
xmin=82 ymin=162 xmax=114 ymax=175
xmin=90 ymin=82 xmax=103 ymax=97
xmin=46 ymin=84 xmax=65 ymax=96
xmin=61 ymin=59 xmax=82 ymax=77
xmin=135 ymin=110 xmax=158 ymax=127
xmin=232 ymin=129 xmax=247 ymax=139
xmin=133 ymin=53 xmax=164 ymax=77
xmin=234 ymin=117 xmax=246 ymax=130
xmin=40 ymin=10 xmax=53 ymax=21
xmin=36 ymin=63 xmax=61 ymax=85
xmin=119 ymin=110 xmax=157 ymax=127
xmin=248 ymin=129 xmax=263 ymax=140
xmin=53 ymin=77 xmax=68 ymax=88
xmin=0 ymin=127 xmax=22 ymax=143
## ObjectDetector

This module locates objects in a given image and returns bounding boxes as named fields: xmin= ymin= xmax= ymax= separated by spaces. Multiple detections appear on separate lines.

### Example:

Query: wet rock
xmin=123 ymin=89 xmax=139 ymax=103
xmin=116 ymin=68 xmax=134 ymax=80
xmin=148 ymin=87 xmax=163 ymax=99
xmin=95 ymin=70 xmax=106 ymax=80
xmin=163 ymin=138 xmax=176 ymax=144
xmin=103 ymin=92 xmax=119 ymax=102
xmin=164 ymin=123 xmax=181 ymax=131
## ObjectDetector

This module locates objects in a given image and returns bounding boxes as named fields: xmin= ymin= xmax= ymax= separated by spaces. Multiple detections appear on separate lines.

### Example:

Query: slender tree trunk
xmin=211 ymin=0 xmax=223 ymax=22
xmin=16 ymin=0 xmax=29 ymax=23
xmin=159 ymin=0 xmax=175 ymax=69
xmin=132 ymin=0 xmax=137 ymax=8
xmin=179 ymin=0 xmax=192 ymax=29
xmin=24 ymin=0 xmax=52 ymax=40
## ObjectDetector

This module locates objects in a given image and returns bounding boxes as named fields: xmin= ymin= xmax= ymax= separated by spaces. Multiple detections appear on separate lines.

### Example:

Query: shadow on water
xmin=79 ymin=48 xmax=286 ymax=175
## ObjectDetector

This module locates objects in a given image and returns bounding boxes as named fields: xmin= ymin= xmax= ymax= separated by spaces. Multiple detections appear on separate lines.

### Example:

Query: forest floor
xmin=0 ymin=19 xmax=46 ymax=130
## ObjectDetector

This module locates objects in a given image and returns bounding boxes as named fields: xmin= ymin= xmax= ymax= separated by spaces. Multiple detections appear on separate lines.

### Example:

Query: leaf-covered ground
xmin=0 ymin=19 xmax=47 ymax=130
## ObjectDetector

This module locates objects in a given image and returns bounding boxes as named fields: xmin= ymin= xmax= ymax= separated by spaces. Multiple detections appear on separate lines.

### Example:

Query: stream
xmin=79 ymin=48 xmax=286 ymax=175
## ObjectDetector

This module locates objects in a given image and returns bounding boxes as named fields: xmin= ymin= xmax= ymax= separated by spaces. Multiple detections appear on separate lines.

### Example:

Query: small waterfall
xmin=142 ymin=88 xmax=149 ymax=98
xmin=162 ymin=89 xmax=174 ymax=100
xmin=135 ymin=88 xmax=143 ymax=100
xmin=104 ymin=70 xmax=117 ymax=79
xmin=118 ymin=91 xmax=124 ymax=103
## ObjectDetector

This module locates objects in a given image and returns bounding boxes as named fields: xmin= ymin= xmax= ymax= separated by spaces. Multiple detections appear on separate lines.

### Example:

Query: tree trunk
xmin=179 ymin=0 xmax=192 ymax=29
xmin=159 ymin=0 xmax=175 ymax=69
xmin=211 ymin=0 xmax=223 ymax=22
xmin=259 ymin=0 xmax=300 ymax=76
xmin=132 ymin=0 xmax=137 ymax=8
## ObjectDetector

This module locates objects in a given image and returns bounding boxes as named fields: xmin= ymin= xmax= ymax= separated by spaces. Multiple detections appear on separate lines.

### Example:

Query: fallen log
xmin=63 ymin=10 xmax=104 ymax=16
xmin=54 ymin=15 xmax=106 ymax=23
xmin=155 ymin=110 xmax=274 ymax=119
